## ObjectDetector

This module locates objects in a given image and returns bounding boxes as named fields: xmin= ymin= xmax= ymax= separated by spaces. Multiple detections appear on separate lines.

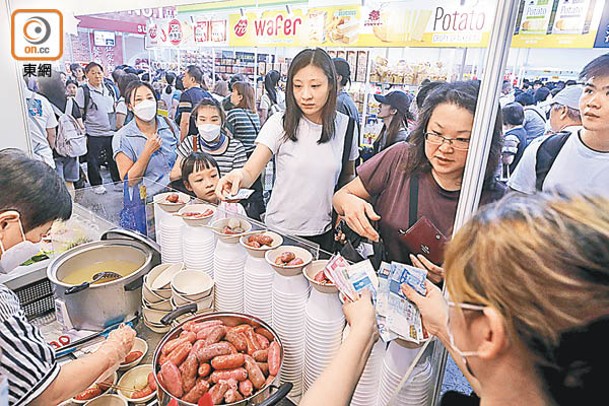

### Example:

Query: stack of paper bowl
xmin=343 ymin=325 xmax=387 ymax=406
xmin=302 ymin=260 xmax=345 ymax=391
xmin=211 ymin=218 xmax=251 ymax=312
xmin=377 ymin=340 xmax=432 ymax=406
xmin=142 ymin=263 xmax=184 ymax=333
xmin=170 ymin=270 xmax=215 ymax=318
xmin=182 ymin=220 xmax=216 ymax=278
xmin=240 ymin=231 xmax=283 ymax=325
xmin=153 ymin=191 xmax=191 ymax=249
xmin=267 ymin=246 xmax=313 ymax=396
xmin=159 ymin=215 xmax=185 ymax=264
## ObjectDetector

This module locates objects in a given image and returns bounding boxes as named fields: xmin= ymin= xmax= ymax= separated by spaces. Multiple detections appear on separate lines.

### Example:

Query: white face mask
xmin=0 ymin=219 xmax=41 ymax=274
xmin=133 ymin=99 xmax=157 ymax=122
xmin=447 ymin=301 xmax=484 ymax=378
xmin=198 ymin=124 xmax=221 ymax=142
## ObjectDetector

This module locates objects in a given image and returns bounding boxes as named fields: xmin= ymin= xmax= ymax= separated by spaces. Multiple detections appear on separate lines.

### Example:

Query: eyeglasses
xmin=424 ymin=133 xmax=471 ymax=150
xmin=447 ymin=301 xmax=486 ymax=312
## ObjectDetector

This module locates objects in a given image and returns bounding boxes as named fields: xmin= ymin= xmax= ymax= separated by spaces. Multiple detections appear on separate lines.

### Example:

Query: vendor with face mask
xmin=0 ymin=149 xmax=136 ymax=405
xmin=170 ymin=97 xmax=247 ymax=184
xmin=113 ymin=80 xmax=179 ymax=197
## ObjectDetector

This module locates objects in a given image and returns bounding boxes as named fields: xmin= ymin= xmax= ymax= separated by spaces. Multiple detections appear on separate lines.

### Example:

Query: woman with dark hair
xmin=217 ymin=48 xmax=359 ymax=251
xmin=115 ymin=73 xmax=139 ymax=130
xmin=113 ymin=80 xmax=178 ymax=196
xmin=259 ymin=70 xmax=285 ymax=125
xmin=372 ymin=90 xmax=414 ymax=155
xmin=160 ymin=72 xmax=180 ymax=119
xmin=0 ymin=149 xmax=136 ymax=405
xmin=226 ymin=81 xmax=265 ymax=219
xmin=65 ymin=79 xmax=78 ymax=98
xmin=37 ymin=71 xmax=85 ymax=194
xmin=69 ymin=63 xmax=85 ymax=85
xmin=333 ymin=81 xmax=504 ymax=283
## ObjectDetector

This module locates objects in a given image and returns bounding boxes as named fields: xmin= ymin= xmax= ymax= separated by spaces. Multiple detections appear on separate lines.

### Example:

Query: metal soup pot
xmin=153 ymin=312 xmax=292 ymax=406
xmin=47 ymin=229 xmax=160 ymax=331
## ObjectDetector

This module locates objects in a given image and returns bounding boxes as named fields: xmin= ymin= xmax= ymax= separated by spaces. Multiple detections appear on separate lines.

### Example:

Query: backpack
xmin=535 ymin=130 xmax=571 ymax=191
xmin=51 ymin=98 xmax=87 ymax=158
xmin=81 ymin=82 xmax=117 ymax=121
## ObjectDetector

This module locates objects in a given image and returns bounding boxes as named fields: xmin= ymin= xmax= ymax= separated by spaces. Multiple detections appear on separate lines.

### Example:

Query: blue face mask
xmin=0 ymin=216 xmax=41 ymax=274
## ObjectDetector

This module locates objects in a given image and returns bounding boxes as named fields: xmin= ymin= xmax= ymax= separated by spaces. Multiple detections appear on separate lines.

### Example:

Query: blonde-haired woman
xmin=301 ymin=193 xmax=609 ymax=405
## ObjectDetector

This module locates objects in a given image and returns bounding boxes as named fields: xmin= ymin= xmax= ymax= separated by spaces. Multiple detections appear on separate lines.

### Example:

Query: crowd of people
xmin=11 ymin=49 xmax=609 ymax=405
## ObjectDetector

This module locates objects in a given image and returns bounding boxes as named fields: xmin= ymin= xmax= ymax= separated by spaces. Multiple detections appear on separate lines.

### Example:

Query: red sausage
xmin=123 ymin=350 xmax=143 ymax=364
xmin=161 ymin=338 xmax=181 ymax=355
xmin=224 ymin=388 xmax=244 ymax=403
xmin=252 ymin=349 xmax=268 ymax=362
xmin=265 ymin=374 xmax=276 ymax=386
xmin=132 ymin=386 xmax=154 ymax=399
xmin=238 ymin=379 xmax=253 ymax=398
xmin=268 ymin=341 xmax=281 ymax=376
xmin=183 ymin=319 xmax=223 ymax=333
xmin=208 ymin=381 xmax=229 ymax=405
xmin=257 ymin=362 xmax=269 ymax=376
xmin=147 ymin=372 xmax=157 ymax=391
xmin=181 ymin=379 xmax=210 ymax=403
xmin=198 ymin=362 xmax=211 ymax=378
xmin=211 ymin=353 xmax=245 ymax=370
xmin=180 ymin=331 xmax=197 ymax=343
xmin=160 ymin=361 xmax=184 ymax=398
xmin=168 ymin=342 xmax=192 ymax=367
xmin=74 ymin=387 xmax=102 ymax=401
xmin=196 ymin=325 xmax=221 ymax=341
xmin=229 ymin=324 xmax=252 ymax=334
xmin=225 ymin=330 xmax=248 ymax=353
xmin=256 ymin=333 xmax=270 ymax=349
xmin=210 ymin=368 xmax=248 ymax=383
xmin=254 ymin=327 xmax=275 ymax=342
xmin=204 ymin=326 xmax=227 ymax=345
xmin=197 ymin=342 xmax=232 ymax=362
xmin=244 ymin=329 xmax=261 ymax=355
xmin=244 ymin=355 xmax=266 ymax=389
xmin=179 ymin=353 xmax=199 ymax=394
xmin=287 ymin=258 xmax=304 ymax=266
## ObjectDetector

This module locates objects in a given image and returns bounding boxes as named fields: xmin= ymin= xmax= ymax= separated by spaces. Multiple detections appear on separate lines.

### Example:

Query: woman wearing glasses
xmin=302 ymin=193 xmax=609 ymax=406
xmin=333 ymin=81 xmax=504 ymax=283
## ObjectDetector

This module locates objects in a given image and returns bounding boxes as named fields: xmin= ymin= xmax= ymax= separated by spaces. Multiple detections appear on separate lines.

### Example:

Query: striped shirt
xmin=0 ymin=285 xmax=59 ymax=406
xmin=176 ymin=132 xmax=247 ymax=176
xmin=226 ymin=109 xmax=260 ymax=156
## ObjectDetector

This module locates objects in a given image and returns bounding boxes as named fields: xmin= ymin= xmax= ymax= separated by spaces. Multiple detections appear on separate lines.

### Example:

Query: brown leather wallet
xmin=399 ymin=216 xmax=448 ymax=265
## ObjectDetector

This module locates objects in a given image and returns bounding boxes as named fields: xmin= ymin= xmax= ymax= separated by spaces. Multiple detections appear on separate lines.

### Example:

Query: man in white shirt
xmin=508 ymin=53 xmax=609 ymax=196
xmin=23 ymin=78 xmax=58 ymax=169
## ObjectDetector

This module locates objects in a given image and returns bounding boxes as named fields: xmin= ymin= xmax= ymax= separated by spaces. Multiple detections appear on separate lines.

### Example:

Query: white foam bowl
xmin=84 ymin=394 xmax=127 ymax=406
xmin=177 ymin=203 xmax=216 ymax=226
xmin=210 ymin=218 xmax=253 ymax=243
xmin=150 ymin=263 xmax=184 ymax=291
xmin=117 ymin=364 xmax=156 ymax=403
xmin=171 ymin=270 xmax=214 ymax=299
xmin=266 ymin=246 xmax=313 ymax=276
xmin=72 ymin=372 xmax=118 ymax=404
xmin=142 ymin=306 xmax=170 ymax=325
xmin=154 ymin=191 xmax=191 ymax=213
xmin=118 ymin=337 xmax=148 ymax=371
xmin=142 ymin=296 xmax=173 ymax=311
xmin=240 ymin=231 xmax=283 ymax=258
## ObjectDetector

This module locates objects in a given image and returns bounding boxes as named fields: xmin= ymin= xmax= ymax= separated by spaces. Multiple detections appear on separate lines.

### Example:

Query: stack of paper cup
xmin=212 ymin=240 xmax=246 ymax=313
xmin=241 ymin=232 xmax=283 ymax=326
xmin=183 ymin=225 xmax=216 ymax=278
xmin=377 ymin=340 xmax=432 ymax=406
xmin=159 ymin=213 xmax=184 ymax=263
xmin=302 ymin=261 xmax=345 ymax=391
xmin=153 ymin=191 xmax=191 ymax=249
xmin=350 ymin=335 xmax=387 ymax=406
xmin=266 ymin=246 xmax=314 ymax=397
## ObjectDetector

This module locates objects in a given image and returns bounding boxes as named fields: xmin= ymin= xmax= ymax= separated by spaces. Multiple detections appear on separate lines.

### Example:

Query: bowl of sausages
xmin=239 ymin=232 xmax=283 ymax=259
xmin=265 ymin=246 xmax=313 ymax=276
xmin=152 ymin=313 xmax=292 ymax=406
xmin=154 ymin=192 xmax=192 ymax=213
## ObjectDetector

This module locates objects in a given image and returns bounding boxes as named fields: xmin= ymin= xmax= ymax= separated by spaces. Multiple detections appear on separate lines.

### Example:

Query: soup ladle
xmin=64 ymin=271 xmax=122 ymax=295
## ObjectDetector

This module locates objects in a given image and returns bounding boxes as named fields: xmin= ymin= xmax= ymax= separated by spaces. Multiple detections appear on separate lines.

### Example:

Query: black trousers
xmin=243 ymin=176 xmax=266 ymax=221
xmin=302 ymin=228 xmax=335 ymax=258
xmin=86 ymin=135 xmax=120 ymax=186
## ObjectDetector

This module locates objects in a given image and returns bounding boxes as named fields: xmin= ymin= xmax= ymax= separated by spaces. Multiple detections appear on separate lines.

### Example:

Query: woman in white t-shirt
xmin=217 ymin=48 xmax=359 ymax=251
xmin=259 ymin=70 xmax=285 ymax=125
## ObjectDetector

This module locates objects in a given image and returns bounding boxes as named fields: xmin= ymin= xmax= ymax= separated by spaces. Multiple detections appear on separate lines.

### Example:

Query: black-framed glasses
xmin=424 ymin=133 xmax=471 ymax=150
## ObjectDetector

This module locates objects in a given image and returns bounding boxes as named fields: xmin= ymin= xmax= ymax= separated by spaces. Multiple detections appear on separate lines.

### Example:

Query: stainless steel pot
xmin=153 ymin=312 xmax=292 ymax=406
xmin=47 ymin=229 xmax=160 ymax=331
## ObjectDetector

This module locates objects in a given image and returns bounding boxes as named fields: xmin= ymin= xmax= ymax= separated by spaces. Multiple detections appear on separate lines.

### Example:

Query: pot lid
xmin=102 ymin=228 xmax=160 ymax=255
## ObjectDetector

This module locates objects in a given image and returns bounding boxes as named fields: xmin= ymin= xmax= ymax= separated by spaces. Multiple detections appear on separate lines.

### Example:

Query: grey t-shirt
xmin=336 ymin=90 xmax=360 ymax=124
xmin=75 ymin=83 xmax=116 ymax=137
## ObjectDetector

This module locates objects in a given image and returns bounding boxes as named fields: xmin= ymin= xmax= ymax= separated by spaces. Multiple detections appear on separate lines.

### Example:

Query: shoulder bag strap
xmin=408 ymin=172 xmax=419 ymax=228
xmin=245 ymin=111 xmax=260 ymax=136
xmin=335 ymin=117 xmax=355 ymax=191
xmin=535 ymin=131 xmax=571 ymax=191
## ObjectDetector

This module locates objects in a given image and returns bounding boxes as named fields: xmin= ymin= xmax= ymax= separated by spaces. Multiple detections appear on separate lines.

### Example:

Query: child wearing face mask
xmin=180 ymin=151 xmax=247 ymax=218
xmin=113 ymin=80 xmax=178 ymax=197
xmin=170 ymin=98 xmax=247 ymax=187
